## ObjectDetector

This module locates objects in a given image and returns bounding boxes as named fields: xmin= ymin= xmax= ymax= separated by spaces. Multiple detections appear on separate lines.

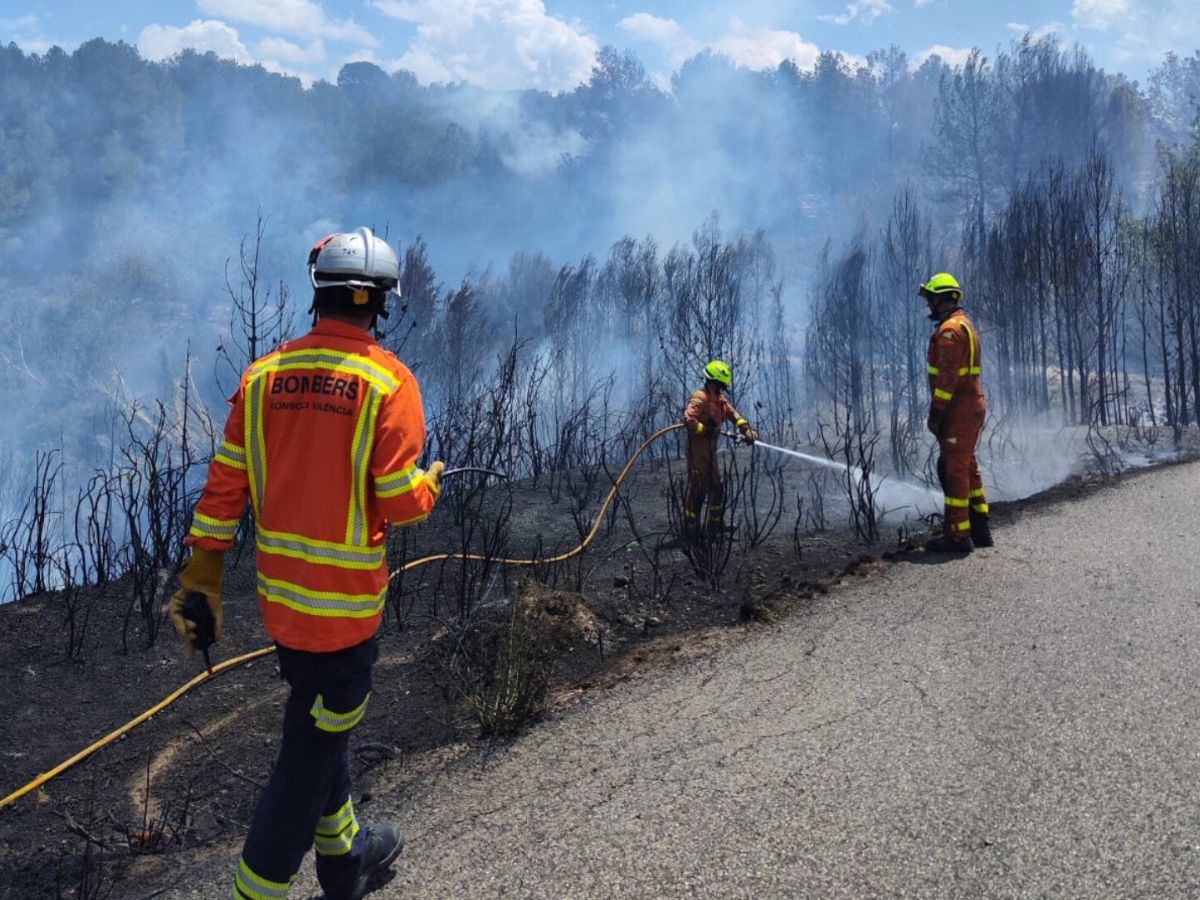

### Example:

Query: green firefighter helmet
xmin=703 ymin=359 xmax=733 ymax=386
xmin=918 ymin=272 xmax=963 ymax=302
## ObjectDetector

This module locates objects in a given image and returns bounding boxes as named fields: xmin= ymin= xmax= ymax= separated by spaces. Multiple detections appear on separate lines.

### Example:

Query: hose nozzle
xmin=182 ymin=591 xmax=216 ymax=675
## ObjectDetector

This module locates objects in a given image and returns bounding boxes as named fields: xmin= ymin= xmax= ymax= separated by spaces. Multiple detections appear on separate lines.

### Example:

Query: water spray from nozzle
xmin=722 ymin=432 xmax=940 ymax=513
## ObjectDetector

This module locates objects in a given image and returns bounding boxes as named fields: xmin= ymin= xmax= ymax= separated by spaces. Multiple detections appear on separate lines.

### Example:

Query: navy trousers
xmin=233 ymin=637 xmax=377 ymax=900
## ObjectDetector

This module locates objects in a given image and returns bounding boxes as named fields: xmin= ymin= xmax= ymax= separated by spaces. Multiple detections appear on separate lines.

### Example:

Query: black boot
xmin=970 ymin=512 xmax=994 ymax=548
xmin=344 ymin=825 xmax=403 ymax=900
xmin=924 ymin=534 xmax=974 ymax=554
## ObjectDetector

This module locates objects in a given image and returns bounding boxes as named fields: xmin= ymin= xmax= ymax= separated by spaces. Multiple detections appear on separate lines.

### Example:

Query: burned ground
xmin=0 ymin=435 xmax=1186 ymax=900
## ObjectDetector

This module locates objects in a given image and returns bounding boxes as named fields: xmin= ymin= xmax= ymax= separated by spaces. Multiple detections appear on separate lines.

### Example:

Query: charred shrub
xmin=427 ymin=581 xmax=598 ymax=735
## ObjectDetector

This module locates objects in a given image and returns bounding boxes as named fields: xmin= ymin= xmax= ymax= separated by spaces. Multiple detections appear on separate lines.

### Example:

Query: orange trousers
xmin=936 ymin=405 xmax=988 ymax=538
xmin=684 ymin=436 xmax=724 ymax=534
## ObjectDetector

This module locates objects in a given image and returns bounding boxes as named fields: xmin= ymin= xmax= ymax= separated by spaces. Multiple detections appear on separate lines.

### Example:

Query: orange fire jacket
xmin=682 ymin=386 xmax=747 ymax=439
xmin=187 ymin=318 xmax=438 ymax=652
xmin=927 ymin=308 xmax=985 ymax=414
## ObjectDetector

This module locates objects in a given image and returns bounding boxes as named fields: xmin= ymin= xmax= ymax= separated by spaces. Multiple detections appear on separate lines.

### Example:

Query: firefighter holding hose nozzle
xmin=920 ymin=273 xmax=993 ymax=553
xmin=169 ymin=227 xmax=444 ymax=899
xmin=681 ymin=360 xmax=757 ymax=540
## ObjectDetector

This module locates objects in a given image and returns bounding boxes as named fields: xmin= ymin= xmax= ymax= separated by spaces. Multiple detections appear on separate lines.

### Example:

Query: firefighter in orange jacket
xmin=169 ymin=228 xmax=442 ymax=900
xmin=682 ymin=360 xmax=757 ymax=538
xmin=920 ymin=273 xmax=993 ymax=553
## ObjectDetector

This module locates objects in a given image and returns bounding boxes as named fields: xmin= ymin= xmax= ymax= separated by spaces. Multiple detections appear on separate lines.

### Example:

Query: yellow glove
xmin=168 ymin=546 xmax=225 ymax=658
xmin=425 ymin=460 xmax=446 ymax=500
xmin=739 ymin=423 xmax=758 ymax=445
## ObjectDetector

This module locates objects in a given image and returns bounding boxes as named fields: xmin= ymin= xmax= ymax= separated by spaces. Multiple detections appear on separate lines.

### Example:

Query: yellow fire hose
xmin=0 ymin=423 xmax=684 ymax=812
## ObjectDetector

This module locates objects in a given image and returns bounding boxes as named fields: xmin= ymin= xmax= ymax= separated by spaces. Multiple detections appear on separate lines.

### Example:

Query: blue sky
xmin=1 ymin=0 xmax=1195 ymax=89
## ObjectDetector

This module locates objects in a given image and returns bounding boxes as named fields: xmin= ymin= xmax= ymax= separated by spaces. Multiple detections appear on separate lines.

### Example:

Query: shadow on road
xmin=896 ymin=550 xmax=979 ymax=566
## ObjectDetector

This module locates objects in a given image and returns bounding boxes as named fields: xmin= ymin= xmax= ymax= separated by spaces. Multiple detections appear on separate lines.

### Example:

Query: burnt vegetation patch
xmin=425 ymin=581 xmax=601 ymax=736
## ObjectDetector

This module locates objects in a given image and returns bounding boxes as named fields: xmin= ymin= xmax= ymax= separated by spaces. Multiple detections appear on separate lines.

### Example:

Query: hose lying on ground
xmin=0 ymin=423 xmax=684 ymax=812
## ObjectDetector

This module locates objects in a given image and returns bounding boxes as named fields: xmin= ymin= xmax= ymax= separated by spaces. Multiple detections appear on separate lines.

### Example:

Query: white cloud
xmin=913 ymin=43 xmax=974 ymax=68
xmin=620 ymin=14 xmax=823 ymax=74
xmin=619 ymin=13 xmax=688 ymax=45
xmin=1068 ymin=0 xmax=1200 ymax=64
xmin=138 ymin=18 xmax=332 ymax=83
xmin=342 ymin=47 xmax=380 ymax=65
xmin=0 ymin=13 xmax=72 ymax=55
xmin=913 ymin=0 xmax=934 ymax=6
xmin=618 ymin=13 xmax=701 ymax=67
xmin=253 ymin=36 xmax=326 ymax=64
xmin=1007 ymin=21 xmax=1066 ymax=40
xmin=388 ymin=43 xmax=452 ymax=82
xmin=818 ymin=0 xmax=893 ymax=26
xmin=197 ymin=0 xmax=376 ymax=46
xmin=13 ymin=38 xmax=67 ymax=55
xmin=1071 ymin=0 xmax=1129 ymax=30
xmin=0 ymin=14 xmax=39 ymax=31
xmin=713 ymin=21 xmax=822 ymax=71
xmin=138 ymin=19 xmax=254 ymax=64
xmin=371 ymin=1 xmax=421 ymax=21
xmin=373 ymin=0 xmax=599 ymax=92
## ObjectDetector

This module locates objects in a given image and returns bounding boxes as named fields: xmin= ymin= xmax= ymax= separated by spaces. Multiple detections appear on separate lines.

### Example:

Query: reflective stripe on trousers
xmin=235 ymin=638 xmax=376 ymax=899
xmin=937 ymin=407 xmax=986 ymax=539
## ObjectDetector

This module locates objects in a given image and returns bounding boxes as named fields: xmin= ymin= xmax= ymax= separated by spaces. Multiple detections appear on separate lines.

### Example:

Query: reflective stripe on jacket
xmin=187 ymin=318 xmax=436 ymax=652
xmin=927 ymin=309 xmax=985 ymax=412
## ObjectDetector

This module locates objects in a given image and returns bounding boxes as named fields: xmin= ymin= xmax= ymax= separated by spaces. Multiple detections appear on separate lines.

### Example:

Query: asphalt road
xmin=233 ymin=462 xmax=1200 ymax=898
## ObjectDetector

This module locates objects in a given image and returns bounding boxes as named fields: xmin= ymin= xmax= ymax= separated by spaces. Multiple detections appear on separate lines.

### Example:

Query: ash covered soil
xmin=0 ymin=436 xmax=1186 ymax=899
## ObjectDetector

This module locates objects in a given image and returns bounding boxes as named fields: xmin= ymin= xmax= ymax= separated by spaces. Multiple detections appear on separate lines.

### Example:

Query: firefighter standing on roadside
xmin=169 ymin=227 xmax=444 ymax=900
xmin=920 ymin=273 xmax=993 ymax=553
xmin=682 ymin=360 xmax=757 ymax=538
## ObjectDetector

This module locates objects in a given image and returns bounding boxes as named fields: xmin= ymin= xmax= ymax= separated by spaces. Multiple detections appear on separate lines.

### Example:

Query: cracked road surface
xmin=302 ymin=463 xmax=1200 ymax=898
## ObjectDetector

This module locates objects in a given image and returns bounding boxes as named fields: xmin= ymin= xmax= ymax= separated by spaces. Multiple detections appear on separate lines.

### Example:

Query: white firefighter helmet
xmin=307 ymin=227 xmax=400 ymax=294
